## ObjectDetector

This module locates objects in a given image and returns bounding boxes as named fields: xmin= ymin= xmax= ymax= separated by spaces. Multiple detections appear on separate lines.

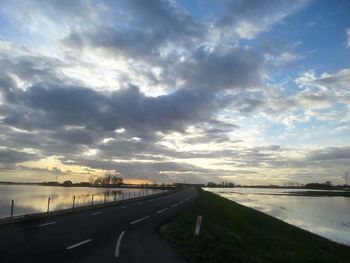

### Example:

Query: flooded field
xmin=205 ymin=187 xmax=350 ymax=246
xmin=0 ymin=184 xmax=164 ymax=218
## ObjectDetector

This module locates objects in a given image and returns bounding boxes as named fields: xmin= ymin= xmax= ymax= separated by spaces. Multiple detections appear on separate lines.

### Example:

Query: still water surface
xmin=204 ymin=187 xmax=350 ymax=246
xmin=0 ymin=184 xmax=163 ymax=218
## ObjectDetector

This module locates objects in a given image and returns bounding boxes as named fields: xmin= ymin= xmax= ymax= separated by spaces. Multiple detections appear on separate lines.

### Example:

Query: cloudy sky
xmin=0 ymin=0 xmax=349 ymax=185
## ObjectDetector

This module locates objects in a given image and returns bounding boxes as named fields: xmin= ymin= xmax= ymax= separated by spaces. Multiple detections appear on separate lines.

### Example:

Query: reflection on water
xmin=0 ymin=185 xmax=163 ymax=218
xmin=204 ymin=187 xmax=350 ymax=246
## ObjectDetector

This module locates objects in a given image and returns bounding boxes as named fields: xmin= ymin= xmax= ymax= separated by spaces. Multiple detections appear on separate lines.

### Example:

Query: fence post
xmin=114 ymin=193 xmax=117 ymax=202
xmin=122 ymin=193 xmax=124 ymax=200
xmin=10 ymin=200 xmax=14 ymax=219
xmin=72 ymin=196 xmax=76 ymax=209
xmin=91 ymin=195 xmax=94 ymax=206
xmin=104 ymin=193 xmax=107 ymax=203
xmin=128 ymin=192 xmax=131 ymax=199
xmin=47 ymin=197 xmax=51 ymax=213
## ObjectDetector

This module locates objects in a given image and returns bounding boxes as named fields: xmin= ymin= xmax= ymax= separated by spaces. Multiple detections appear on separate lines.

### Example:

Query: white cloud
xmin=295 ymin=68 xmax=350 ymax=105
xmin=347 ymin=28 xmax=350 ymax=48
xmin=264 ymin=52 xmax=304 ymax=67
xmin=216 ymin=0 xmax=310 ymax=39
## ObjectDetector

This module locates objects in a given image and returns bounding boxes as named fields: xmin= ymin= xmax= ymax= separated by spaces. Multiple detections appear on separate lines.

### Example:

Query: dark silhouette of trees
xmin=62 ymin=180 xmax=73 ymax=186
xmin=206 ymin=181 xmax=235 ymax=188
xmin=92 ymin=176 xmax=124 ymax=186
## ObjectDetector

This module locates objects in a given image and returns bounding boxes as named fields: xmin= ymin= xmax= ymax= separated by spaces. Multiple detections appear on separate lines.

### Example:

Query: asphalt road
xmin=0 ymin=187 xmax=197 ymax=263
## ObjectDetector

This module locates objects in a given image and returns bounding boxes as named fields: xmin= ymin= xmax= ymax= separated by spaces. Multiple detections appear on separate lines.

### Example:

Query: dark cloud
xmin=63 ymin=157 xmax=216 ymax=181
xmin=1 ymin=84 xmax=225 ymax=133
xmin=0 ymin=50 xmax=65 ymax=87
xmin=308 ymin=147 xmax=350 ymax=161
xmin=183 ymin=121 xmax=239 ymax=144
xmin=0 ymin=148 xmax=38 ymax=167
xmin=177 ymin=46 xmax=262 ymax=90
xmin=63 ymin=0 xmax=205 ymax=64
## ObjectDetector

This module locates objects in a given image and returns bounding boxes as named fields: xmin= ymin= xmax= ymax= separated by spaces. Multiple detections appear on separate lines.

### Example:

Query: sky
xmin=0 ymin=0 xmax=349 ymax=185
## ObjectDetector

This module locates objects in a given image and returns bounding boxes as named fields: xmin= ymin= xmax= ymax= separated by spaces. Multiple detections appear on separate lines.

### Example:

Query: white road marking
xmin=115 ymin=230 xmax=125 ymax=258
xmin=38 ymin=221 xmax=56 ymax=227
xmin=66 ymin=239 xmax=92 ymax=250
xmin=91 ymin=211 xmax=102 ymax=216
xmin=156 ymin=208 xmax=168 ymax=214
xmin=185 ymin=194 xmax=193 ymax=200
xmin=130 ymin=216 xmax=149 ymax=225
xmin=171 ymin=203 xmax=178 ymax=208
xmin=120 ymin=206 xmax=127 ymax=209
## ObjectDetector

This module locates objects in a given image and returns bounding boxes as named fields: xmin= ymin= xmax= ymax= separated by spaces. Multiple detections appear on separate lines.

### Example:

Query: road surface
xmin=0 ymin=187 xmax=197 ymax=263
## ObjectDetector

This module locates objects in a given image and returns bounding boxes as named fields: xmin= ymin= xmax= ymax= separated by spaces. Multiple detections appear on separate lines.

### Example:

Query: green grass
xmin=161 ymin=189 xmax=350 ymax=263
xmin=286 ymin=191 xmax=350 ymax=197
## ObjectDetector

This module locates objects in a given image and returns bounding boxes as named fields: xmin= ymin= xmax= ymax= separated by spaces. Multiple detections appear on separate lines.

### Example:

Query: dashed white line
xmin=66 ymin=239 xmax=92 ymax=250
xmin=130 ymin=216 xmax=149 ymax=225
xmin=171 ymin=203 xmax=178 ymax=208
xmin=38 ymin=221 xmax=56 ymax=227
xmin=156 ymin=208 xmax=168 ymax=214
xmin=115 ymin=231 xmax=125 ymax=258
xmin=91 ymin=211 xmax=102 ymax=216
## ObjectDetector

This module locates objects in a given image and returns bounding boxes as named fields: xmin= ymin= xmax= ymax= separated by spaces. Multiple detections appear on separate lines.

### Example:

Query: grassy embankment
xmin=161 ymin=189 xmax=350 ymax=263
xmin=237 ymin=191 xmax=350 ymax=197
xmin=286 ymin=191 xmax=350 ymax=197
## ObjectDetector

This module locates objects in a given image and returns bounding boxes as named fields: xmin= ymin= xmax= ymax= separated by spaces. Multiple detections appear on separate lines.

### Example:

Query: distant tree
xmin=207 ymin=182 xmax=217 ymax=187
xmin=63 ymin=180 xmax=73 ymax=186
xmin=111 ymin=176 xmax=123 ymax=185
xmin=325 ymin=180 xmax=332 ymax=186
xmin=92 ymin=175 xmax=123 ymax=185
xmin=228 ymin=182 xmax=235 ymax=187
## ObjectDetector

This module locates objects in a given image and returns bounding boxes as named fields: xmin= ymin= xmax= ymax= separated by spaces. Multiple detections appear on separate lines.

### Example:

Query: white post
xmin=194 ymin=215 xmax=202 ymax=236
xmin=72 ymin=196 xmax=76 ymax=208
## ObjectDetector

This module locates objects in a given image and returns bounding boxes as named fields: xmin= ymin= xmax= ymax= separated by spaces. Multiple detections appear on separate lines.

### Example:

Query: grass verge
xmin=161 ymin=188 xmax=350 ymax=263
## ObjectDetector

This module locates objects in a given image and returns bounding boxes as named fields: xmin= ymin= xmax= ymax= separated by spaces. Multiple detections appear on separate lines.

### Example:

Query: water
xmin=0 ymin=184 xmax=164 ymax=218
xmin=204 ymin=187 xmax=350 ymax=246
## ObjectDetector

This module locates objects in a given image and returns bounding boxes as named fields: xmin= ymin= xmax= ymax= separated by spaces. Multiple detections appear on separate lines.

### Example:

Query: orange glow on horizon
xmin=123 ymin=178 xmax=153 ymax=185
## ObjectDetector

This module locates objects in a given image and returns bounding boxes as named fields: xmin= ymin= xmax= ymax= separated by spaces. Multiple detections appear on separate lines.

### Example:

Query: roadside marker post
xmin=194 ymin=215 xmax=202 ymax=236
xmin=72 ymin=196 xmax=76 ymax=208
xmin=10 ymin=200 xmax=14 ymax=219
xmin=47 ymin=197 xmax=51 ymax=213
